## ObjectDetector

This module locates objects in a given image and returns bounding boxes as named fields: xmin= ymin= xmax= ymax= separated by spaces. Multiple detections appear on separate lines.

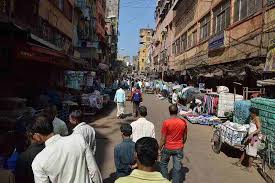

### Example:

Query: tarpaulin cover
xmin=233 ymin=100 xmax=251 ymax=124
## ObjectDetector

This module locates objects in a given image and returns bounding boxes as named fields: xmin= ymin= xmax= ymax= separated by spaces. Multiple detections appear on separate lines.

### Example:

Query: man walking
xmin=114 ymin=124 xmax=135 ymax=178
xmin=132 ymin=86 xmax=142 ymax=118
xmin=159 ymin=104 xmax=188 ymax=183
xmin=69 ymin=110 xmax=97 ymax=155
xmin=115 ymin=137 xmax=171 ymax=183
xmin=31 ymin=116 xmax=102 ymax=183
xmin=131 ymin=106 xmax=155 ymax=142
xmin=114 ymin=86 xmax=126 ymax=119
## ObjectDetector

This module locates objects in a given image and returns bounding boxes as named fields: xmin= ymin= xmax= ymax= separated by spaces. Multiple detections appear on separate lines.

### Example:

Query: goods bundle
xmin=218 ymin=93 xmax=243 ymax=117
xmin=233 ymin=100 xmax=251 ymax=124
xmin=218 ymin=121 xmax=249 ymax=146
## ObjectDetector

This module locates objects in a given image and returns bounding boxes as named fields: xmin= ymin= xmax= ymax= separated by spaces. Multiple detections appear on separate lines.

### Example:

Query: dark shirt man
xmin=159 ymin=104 xmax=187 ymax=183
xmin=15 ymin=143 xmax=45 ymax=183
xmin=114 ymin=124 xmax=135 ymax=178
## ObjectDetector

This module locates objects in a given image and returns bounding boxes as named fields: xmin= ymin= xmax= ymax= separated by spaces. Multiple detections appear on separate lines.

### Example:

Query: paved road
xmin=89 ymin=94 xmax=265 ymax=183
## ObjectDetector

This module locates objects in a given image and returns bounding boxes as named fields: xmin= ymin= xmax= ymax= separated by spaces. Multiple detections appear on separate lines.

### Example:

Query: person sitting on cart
xmin=233 ymin=107 xmax=261 ymax=172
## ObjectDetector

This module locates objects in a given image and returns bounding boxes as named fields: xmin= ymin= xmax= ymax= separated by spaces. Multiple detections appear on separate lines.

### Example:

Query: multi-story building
xmin=73 ymin=0 xmax=97 ymax=65
xmin=154 ymin=0 xmax=275 ymax=88
xmin=153 ymin=0 xmax=177 ymax=73
xmin=96 ymin=0 xmax=106 ymax=62
xmin=0 ymin=0 xmax=84 ymax=96
xmin=138 ymin=28 xmax=154 ymax=74
xmin=105 ymin=0 xmax=120 ymax=67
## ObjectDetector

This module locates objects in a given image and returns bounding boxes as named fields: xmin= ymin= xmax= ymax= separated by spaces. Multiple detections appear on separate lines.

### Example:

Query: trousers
xmin=132 ymin=102 xmax=140 ymax=117
xmin=160 ymin=148 xmax=184 ymax=183
xmin=117 ymin=103 xmax=125 ymax=117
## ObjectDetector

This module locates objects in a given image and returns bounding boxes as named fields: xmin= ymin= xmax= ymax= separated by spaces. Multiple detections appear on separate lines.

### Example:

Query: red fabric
xmin=161 ymin=118 xmax=187 ymax=150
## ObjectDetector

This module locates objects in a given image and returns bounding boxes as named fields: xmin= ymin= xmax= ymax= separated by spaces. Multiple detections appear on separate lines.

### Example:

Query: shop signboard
xmin=208 ymin=32 xmax=224 ymax=50
xmin=264 ymin=39 xmax=275 ymax=72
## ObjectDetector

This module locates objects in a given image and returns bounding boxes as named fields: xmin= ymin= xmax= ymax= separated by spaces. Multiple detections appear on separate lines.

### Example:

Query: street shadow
xmin=89 ymin=102 xmax=117 ymax=123
xmin=154 ymin=162 xmax=189 ymax=182
xmin=103 ymin=172 xmax=116 ymax=183
xmin=221 ymin=144 xmax=243 ymax=158
xmin=168 ymin=167 xmax=189 ymax=182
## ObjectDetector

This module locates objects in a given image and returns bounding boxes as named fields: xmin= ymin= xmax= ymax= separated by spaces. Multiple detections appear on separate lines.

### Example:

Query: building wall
xmin=169 ymin=0 xmax=274 ymax=71
xmin=39 ymin=0 xmax=74 ymax=39
xmin=96 ymin=0 xmax=106 ymax=40
xmin=153 ymin=0 xmax=177 ymax=71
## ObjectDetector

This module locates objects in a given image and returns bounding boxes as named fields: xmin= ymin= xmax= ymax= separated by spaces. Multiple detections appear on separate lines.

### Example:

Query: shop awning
xmin=14 ymin=42 xmax=73 ymax=69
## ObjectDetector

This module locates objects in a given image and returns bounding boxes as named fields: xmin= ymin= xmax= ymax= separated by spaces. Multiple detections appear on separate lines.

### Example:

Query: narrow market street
xmin=90 ymin=93 xmax=265 ymax=183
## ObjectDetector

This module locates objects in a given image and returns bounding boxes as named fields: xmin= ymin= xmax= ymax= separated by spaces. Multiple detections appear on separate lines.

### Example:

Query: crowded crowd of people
xmin=1 ymin=94 xmax=188 ymax=183
xmin=1 ymin=78 xmax=189 ymax=183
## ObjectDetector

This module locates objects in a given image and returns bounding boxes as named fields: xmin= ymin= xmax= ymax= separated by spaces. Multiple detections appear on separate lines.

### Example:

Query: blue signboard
xmin=208 ymin=32 xmax=224 ymax=50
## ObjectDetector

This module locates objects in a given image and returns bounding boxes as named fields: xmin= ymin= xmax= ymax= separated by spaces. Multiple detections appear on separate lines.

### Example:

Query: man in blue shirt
xmin=114 ymin=124 xmax=135 ymax=179
xmin=114 ymin=87 xmax=126 ymax=119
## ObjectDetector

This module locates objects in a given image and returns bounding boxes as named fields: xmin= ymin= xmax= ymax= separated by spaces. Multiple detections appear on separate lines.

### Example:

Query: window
xmin=172 ymin=43 xmax=176 ymax=55
xmin=187 ymin=30 xmax=197 ymax=48
xmin=146 ymin=37 xmax=151 ymax=42
xmin=234 ymin=0 xmax=262 ymax=22
xmin=180 ymin=33 xmax=187 ymax=53
xmin=213 ymin=0 xmax=230 ymax=34
xmin=176 ymin=38 xmax=181 ymax=55
xmin=200 ymin=13 xmax=211 ymax=41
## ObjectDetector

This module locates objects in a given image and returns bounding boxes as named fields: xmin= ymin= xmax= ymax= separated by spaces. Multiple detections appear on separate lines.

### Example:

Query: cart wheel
xmin=212 ymin=129 xmax=222 ymax=154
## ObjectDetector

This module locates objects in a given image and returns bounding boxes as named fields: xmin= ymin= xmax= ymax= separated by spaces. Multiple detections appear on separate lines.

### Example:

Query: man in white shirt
xmin=131 ymin=106 xmax=155 ymax=143
xmin=31 ymin=116 xmax=102 ymax=183
xmin=114 ymin=87 xmax=126 ymax=119
xmin=69 ymin=110 xmax=96 ymax=155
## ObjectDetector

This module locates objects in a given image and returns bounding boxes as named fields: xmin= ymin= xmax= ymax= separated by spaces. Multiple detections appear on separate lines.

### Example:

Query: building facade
xmin=96 ymin=0 xmax=106 ymax=62
xmin=153 ymin=0 xmax=275 ymax=87
xmin=105 ymin=0 xmax=120 ymax=68
xmin=73 ymin=0 xmax=97 ymax=64
xmin=138 ymin=28 xmax=154 ymax=73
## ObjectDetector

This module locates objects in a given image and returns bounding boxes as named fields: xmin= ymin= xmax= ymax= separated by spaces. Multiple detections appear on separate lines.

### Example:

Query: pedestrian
xmin=233 ymin=107 xmax=261 ymax=172
xmin=115 ymin=137 xmax=171 ymax=183
xmin=15 ymin=119 xmax=45 ymax=183
xmin=131 ymin=106 xmax=155 ymax=142
xmin=172 ymin=89 xmax=178 ymax=105
xmin=114 ymin=86 xmax=126 ymax=119
xmin=132 ymin=86 xmax=142 ymax=118
xmin=44 ymin=105 xmax=68 ymax=136
xmin=114 ymin=124 xmax=136 ymax=178
xmin=159 ymin=104 xmax=188 ymax=183
xmin=69 ymin=110 xmax=96 ymax=155
xmin=31 ymin=116 xmax=102 ymax=183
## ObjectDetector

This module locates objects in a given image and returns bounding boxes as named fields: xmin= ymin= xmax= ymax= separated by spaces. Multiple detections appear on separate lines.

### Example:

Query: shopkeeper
xmin=233 ymin=107 xmax=261 ymax=172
